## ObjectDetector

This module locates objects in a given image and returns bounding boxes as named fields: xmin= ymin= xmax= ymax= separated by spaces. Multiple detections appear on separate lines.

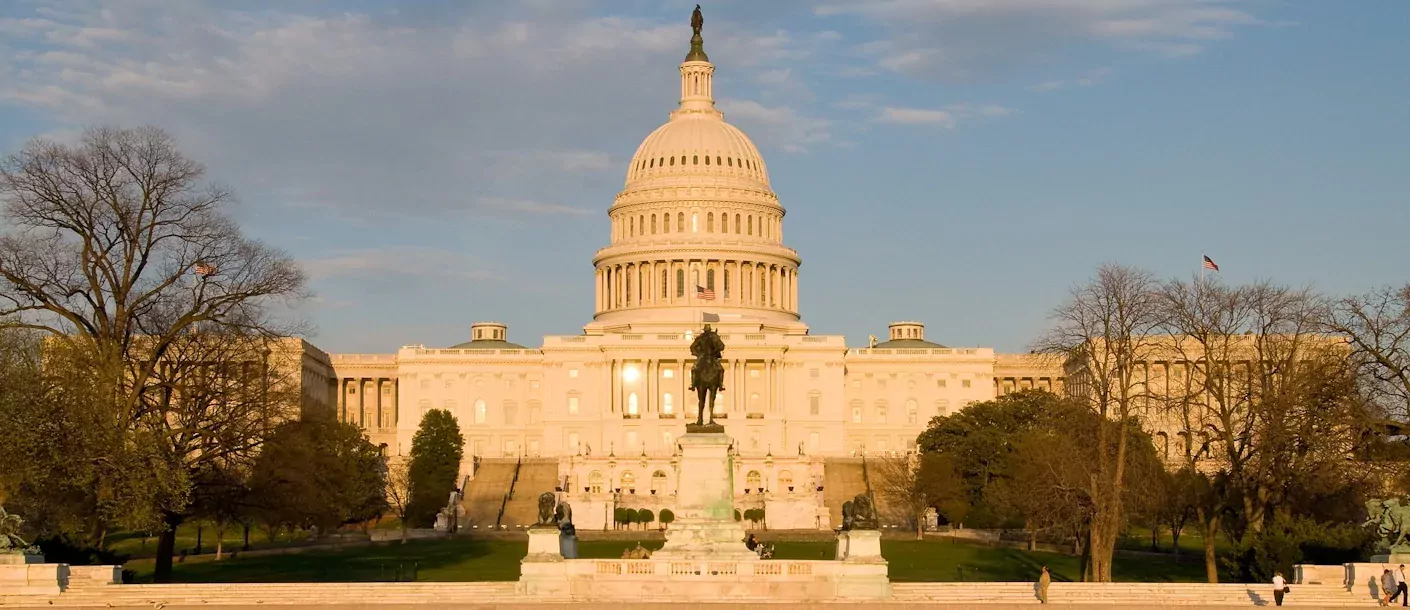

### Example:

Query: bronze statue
xmin=841 ymin=494 xmax=878 ymax=531
xmin=536 ymin=492 xmax=557 ymax=526
xmin=688 ymin=324 xmax=725 ymax=429
xmin=1365 ymin=497 xmax=1410 ymax=553
xmin=691 ymin=4 xmax=704 ymax=37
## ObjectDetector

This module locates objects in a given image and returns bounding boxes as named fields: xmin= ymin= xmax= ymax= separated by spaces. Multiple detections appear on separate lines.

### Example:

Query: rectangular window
xmin=663 ymin=368 xmax=674 ymax=379
xmin=568 ymin=368 xmax=579 ymax=378
xmin=810 ymin=368 xmax=820 ymax=378
xmin=851 ymin=380 xmax=861 ymax=388
xmin=962 ymin=379 xmax=972 ymax=388
xmin=530 ymin=380 xmax=540 ymax=389
xmin=506 ymin=379 xmax=514 ymax=388
xmin=937 ymin=379 xmax=947 ymax=388
xmin=852 ymin=406 xmax=862 ymax=424
xmin=877 ymin=379 xmax=886 ymax=389
xmin=568 ymin=396 xmax=580 ymax=415
xmin=382 ymin=385 xmax=392 ymax=394
xmin=445 ymin=380 xmax=453 ymax=388
xmin=809 ymin=395 xmax=820 ymax=415
xmin=420 ymin=379 xmax=431 ymax=390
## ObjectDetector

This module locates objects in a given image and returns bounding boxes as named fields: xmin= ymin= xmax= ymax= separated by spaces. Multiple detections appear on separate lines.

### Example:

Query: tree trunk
xmin=1200 ymin=512 xmax=1221 ymax=583
xmin=242 ymin=524 xmax=251 ymax=551
xmin=401 ymin=521 xmax=409 ymax=543
xmin=1151 ymin=524 xmax=1160 ymax=552
xmin=1029 ymin=526 xmax=1037 ymax=552
xmin=1171 ymin=525 xmax=1182 ymax=557
xmin=214 ymin=521 xmax=227 ymax=560
xmin=154 ymin=513 xmax=184 ymax=583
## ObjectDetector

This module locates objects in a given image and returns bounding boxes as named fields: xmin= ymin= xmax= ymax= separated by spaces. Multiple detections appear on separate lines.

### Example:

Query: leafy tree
xmin=658 ymin=509 xmax=675 ymax=530
xmin=246 ymin=420 xmax=387 ymax=535
xmin=613 ymin=507 xmax=630 ymax=530
xmin=405 ymin=410 xmax=464 ymax=527
xmin=916 ymin=390 xmax=1054 ymax=525
xmin=636 ymin=508 xmax=654 ymax=531
xmin=1223 ymin=514 xmax=1372 ymax=583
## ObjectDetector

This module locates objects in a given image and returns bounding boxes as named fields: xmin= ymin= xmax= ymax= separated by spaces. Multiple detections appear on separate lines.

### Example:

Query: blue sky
xmin=1 ymin=1 xmax=1407 ymax=353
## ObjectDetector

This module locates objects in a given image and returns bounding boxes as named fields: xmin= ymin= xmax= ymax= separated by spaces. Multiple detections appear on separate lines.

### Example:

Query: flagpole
xmin=1199 ymin=251 xmax=1205 ymax=287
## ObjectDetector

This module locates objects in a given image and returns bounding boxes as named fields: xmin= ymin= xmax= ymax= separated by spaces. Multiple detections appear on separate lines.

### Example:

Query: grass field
xmin=124 ymin=537 xmax=1210 ymax=584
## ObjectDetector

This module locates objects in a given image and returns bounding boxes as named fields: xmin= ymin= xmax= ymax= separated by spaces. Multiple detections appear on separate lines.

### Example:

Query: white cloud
xmin=877 ymin=107 xmax=955 ymax=128
xmin=0 ymin=2 xmax=822 ymax=219
xmin=305 ymin=247 xmax=497 ymax=282
xmin=818 ymin=0 xmax=1264 ymax=79
xmin=718 ymin=99 xmax=831 ymax=153
xmin=475 ymin=197 xmax=592 ymax=216
xmin=1029 ymin=67 xmax=1112 ymax=93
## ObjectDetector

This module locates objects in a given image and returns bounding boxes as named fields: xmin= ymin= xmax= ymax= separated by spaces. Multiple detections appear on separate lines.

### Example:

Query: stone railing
xmin=330 ymin=353 xmax=397 ymax=363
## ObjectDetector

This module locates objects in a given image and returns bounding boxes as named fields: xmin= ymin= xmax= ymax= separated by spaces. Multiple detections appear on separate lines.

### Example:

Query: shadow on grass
xmin=130 ymin=539 xmax=526 ymax=583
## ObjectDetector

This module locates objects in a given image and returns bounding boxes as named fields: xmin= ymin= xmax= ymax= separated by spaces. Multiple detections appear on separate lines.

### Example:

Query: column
xmin=375 ymin=378 xmax=384 ymax=430
xmin=645 ymin=360 xmax=654 ymax=414
xmin=357 ymin=378 xmax=367 ymax=427
xmin=391 ymin=378 xmax=399 ymax=429
xmin=767 ymin=360 xmax=775 ymax=413
xmin=610 ymin=360 xmax=618 ymax=413
xmin=734 ymin=359 xmax=743 ymax=412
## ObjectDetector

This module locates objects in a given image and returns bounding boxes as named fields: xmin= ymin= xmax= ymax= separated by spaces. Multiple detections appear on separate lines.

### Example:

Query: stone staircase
xmin=1 ymin=582 xmax=519 ymax=607
xmin=498 ymin=458 xmax=559 ymax=527
xmin=822 ymin=458 xmax=868 ymax=530
xmin=891 ymin=582 xmax=1379 ymax=606
xmin=458 ymin=458 xmax=517 ymax=528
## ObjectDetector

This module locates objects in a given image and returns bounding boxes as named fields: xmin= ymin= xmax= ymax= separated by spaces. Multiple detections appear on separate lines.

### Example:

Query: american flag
xmin=696 ymin=285 xmax=715 ymax=300
xmin=194 ymin=261 xmax=217 ymax=276
xmin=1202 ymin=255 xmax=1220 ymax=272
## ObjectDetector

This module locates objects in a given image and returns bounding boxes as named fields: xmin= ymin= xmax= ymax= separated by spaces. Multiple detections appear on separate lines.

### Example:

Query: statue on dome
xmin=691 ymin=5 xmax=704 ymax=38
xmin=688 ymin=324 xmax=725 ymax=431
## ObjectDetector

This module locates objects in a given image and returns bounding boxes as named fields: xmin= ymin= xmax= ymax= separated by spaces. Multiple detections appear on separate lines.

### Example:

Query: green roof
xmin=448 ymin=338 xmax=527 ymax=350
xmin=871 ymin=338 xmax=947 ymax=349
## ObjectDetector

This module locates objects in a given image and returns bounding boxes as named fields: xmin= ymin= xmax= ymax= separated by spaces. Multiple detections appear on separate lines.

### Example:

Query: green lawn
xmin=125 ymin=537 xmax=1209 ymax=584
xmin=107 ymin=522 xmax=312 ymax=559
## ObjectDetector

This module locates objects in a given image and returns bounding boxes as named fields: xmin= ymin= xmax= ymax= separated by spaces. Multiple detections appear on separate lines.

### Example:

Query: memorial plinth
xmin=653 ymin=432 xmax=755 ymax=561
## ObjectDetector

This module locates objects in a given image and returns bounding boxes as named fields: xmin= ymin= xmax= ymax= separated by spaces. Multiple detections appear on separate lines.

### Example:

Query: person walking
xmin=1037 ymin=565 xmax=1051 ymax=604
xmin=1384 ymin=569 xmax=1399 ymax=606
xmin=1393 ymin=565 xmax=1408 ymax=607
xmin=1272 ymin=571 xmax=1288 ymax=606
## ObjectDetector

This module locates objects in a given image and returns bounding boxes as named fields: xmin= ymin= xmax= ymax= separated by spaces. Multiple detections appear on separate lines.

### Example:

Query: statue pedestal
xmin=836 ymin=530 xmax=883 ymax=563
xmin=654 ymin=432 xmax=755 ymax=561
xmin=0 ymin=554 xmax=62 ymax=595
xmin=525 ymin=526 xmax=563 ymax=562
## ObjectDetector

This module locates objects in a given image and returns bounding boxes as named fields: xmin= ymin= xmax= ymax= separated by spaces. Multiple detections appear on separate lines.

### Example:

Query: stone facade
xmin=323 ymin=26 xmax=1069 ymax=528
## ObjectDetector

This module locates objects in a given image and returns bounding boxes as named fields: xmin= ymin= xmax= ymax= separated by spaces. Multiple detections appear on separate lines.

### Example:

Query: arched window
xmin=680 ymin=155 xmax=686 ymax=165
xmin=693 ymin=155 xmax=698 ymax=165
xmin=677 ymin=212 xmax=684 ymax=232
xmin=676 ymin=269 xmax=685 ymax=297
xmin=589 ymin=471 xmax=604 ymax=493
xmin=651 ymin=470 xmax=668 ymax=494
xmin=727 ymin=157 xmax=733 ymax=167
xmin=906 ymin=399 xmax=918 ymax=424
xmin=662 ymin=392 xmax=674 ymax=415
xmin=704 ymin=155 xmax=710 ymax=165
xmin=746 ymin=470 xmax=762 ymax=491
xmin=716 ymin=155 xmax=721 ymax=165
xmin=760 ymin=275 xmax=767 ymax=306
xmin=851 ymin=400 xmax=863 ymax=423
xmin=474 ymin=399 xmax=486 ymax=424
xmin=661 ymin=269 xmax=668 ymax=298
xmin=669 ymin=156 xmax=675 ymax=166
xmin=706 ymin=268 xmax=715 ymax=291
xmin=723 ymin=269 xmax=731 ymax=299
xmin=735 ymin=214 xmax=741 ymax=233
xmin=778 ymin=470 xmax=794 ymax=491
xmin=648 ymin=158 xmax=653 ymax=168
xmin=629 ymin=216 xmax=634 ymax=237
xmin=627 ymin=392 xmax=639 ymax=417
xmin=620 ymin=471 xmax=636 ymax=493
xmin=877 ymin=402 xmax=888 ymax=424
xmin=651 ymin=214 xmax=657 ymax=234
xmin=707 ymin=212 xmax=714 ymax=232
xmin=747 ymin=216 xmax=753 ymax=235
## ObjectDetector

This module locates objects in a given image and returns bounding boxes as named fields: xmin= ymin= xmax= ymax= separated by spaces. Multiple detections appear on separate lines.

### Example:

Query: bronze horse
xmin=689 ymin=325 xmax=725 ymax=427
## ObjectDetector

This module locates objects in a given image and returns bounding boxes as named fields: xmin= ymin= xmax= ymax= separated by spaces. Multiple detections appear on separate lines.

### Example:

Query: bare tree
xmin=1324 ymin=284 xmax=1410 ymax=422
xmin=385 ymin=458 xmax=414 ymax=543
xmin=1036 ymin=263 xmax=1164 ymax=582
xmin=0 ymin=126 xmax=306 ymax=581
xmin=1156 ymin=278 xmax=1364 ymax=581
xmin=871 ymin=453 xmax=964 ymax=540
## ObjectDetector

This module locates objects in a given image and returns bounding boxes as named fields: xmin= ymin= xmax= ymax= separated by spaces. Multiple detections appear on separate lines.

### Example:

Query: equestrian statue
xmin=688 ymin=324 xmax=726 ymax=431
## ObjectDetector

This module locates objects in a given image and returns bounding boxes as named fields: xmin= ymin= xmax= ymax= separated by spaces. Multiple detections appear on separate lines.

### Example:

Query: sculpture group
xmin=0 ymin=506 xmax=36 ymax=555
xmin=1365 ymin=497 xmax=1410 ymax=553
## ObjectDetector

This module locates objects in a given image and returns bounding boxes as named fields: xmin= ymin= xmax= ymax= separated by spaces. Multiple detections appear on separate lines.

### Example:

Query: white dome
xmin=624 ymin=117 xmax=769 ymax=190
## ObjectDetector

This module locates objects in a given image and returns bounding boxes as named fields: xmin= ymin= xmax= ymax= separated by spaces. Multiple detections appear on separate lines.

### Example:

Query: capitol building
xmin=325 ymin=30 xmax=1064 ymax=531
